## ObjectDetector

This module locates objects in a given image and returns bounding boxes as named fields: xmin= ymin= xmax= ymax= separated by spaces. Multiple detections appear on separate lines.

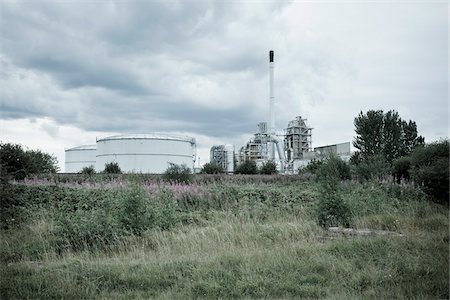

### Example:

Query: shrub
xmin=300 ymin=159 xmax=324 ymax=175
xmin=0 ymin=143 xmax=58 ymax=180
xmin=316 ymin=185 xmax=351 ymax=228
xmin=163 ymin=163 xmax=192 ymax=184
xmin=235 ymin=160 xmax=257 ymax=175
xmin=104 ymin=162 xmax=122 ymax=174
xmin=119 ymin=182 xmax=148 ymax=235
xmin=259 ymin=160 xmax=278 ymax=175
xmin=392 ymin=156 xmax=411 ymax=183
xmin=316 ymin=155 xmax=352 ymax=228
xmin=80 ymin=165 xmax=96 ymax=176
xmin=201 ymin=162 xmax=225 ymax=174
xmin=351 ymin=154 xmax=391 ymax=182
xmin=410 ymin=140 xmax=449 ymax=204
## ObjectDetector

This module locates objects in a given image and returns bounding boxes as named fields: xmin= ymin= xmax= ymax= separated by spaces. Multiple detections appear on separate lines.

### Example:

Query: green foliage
xmin=201 ymin=162 xmax=225 ymax=174
xmin=259 ymin=160 xmax=278 ymax=175
xmin=163 ymin=163 xmax=192 ymax=183
xmin=1 ymin=176 xmax=448 ymax=299
xmin=0 ymin=142 xmax=58 ymax=180
xmin=410 ymin=140 xmax=449 ymax=204
xmin=119 ymin=182 xmax=149 ymax=235
xmin=300 ymin=159 xmax=324 ymax=175
xmin=80 ymin=165 xmax=96 ymax=175
xmin=353 ymin=110 xmax=424 ymax=163
xmin=302 ymin=156 xmax=350 ymax=181
xmin=315 ymin=155 xmax=352 ymax=228
xmin=392 ymin=156 xmax=411 ymax=183
xmin=351 ymin=154 xmax=391 ymax=182
xmin=104 ymin=162 xmax=122 ymax=174
xmin=235 ymin=160 xmax=257 ymax=175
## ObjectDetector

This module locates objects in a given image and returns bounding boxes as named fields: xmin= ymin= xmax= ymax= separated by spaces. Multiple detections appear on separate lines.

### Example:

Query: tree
xmin=0 ymin=142 xmax=59 ymax=180
xmin=163 ymin=163 xmax=192 ymax=183
xmin=104 ymin=162 xmax=122 ymax=174
xmin=235 ymin=160 xmax=257 ymax=175
xmin=410 ymin=140 xmax=449 ymax=204
xmin=80 ymin=165 xmax=96 ymax=175
xmin=353 ymin=110 xmax=424 ymax=163
xmin=316 ymin=154 xmax=352 ymax=228
xmin=259 ymin=160 xmax=278 ymax=175
xmin=392 ymin=156 xmax=411 ymax=183
xmin=201 ymin=162 xmax=225 ymax=174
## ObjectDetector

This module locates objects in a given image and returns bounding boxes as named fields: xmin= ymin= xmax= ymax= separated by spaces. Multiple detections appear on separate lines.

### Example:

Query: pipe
xmin=269 ymin=136 xmax=285 ymax=173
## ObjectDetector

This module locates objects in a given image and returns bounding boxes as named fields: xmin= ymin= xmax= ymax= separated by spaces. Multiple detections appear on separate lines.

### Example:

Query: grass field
xmin=1 ymin=175 xmax=448 ymax=299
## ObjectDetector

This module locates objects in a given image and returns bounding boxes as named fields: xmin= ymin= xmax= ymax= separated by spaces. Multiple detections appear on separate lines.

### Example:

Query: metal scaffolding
xmin=284 ymin=116 xmax=313 ymax=160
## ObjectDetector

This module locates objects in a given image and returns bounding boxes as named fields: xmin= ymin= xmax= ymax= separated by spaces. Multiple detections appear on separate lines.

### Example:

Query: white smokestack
xmin=269 ymin=50 xmax=275 ymax=159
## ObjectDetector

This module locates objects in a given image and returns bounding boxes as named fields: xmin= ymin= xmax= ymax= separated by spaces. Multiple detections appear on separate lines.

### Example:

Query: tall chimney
xmin=269 ymin=50 xmax=275 ymax=159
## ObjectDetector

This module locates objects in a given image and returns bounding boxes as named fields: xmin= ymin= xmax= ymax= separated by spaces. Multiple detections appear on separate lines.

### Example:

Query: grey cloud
xmin=0 ymin=1 xmax=447 ymax=151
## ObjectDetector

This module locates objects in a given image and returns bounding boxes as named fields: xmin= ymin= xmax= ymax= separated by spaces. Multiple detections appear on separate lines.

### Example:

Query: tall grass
xmin=1 ymin=177 xmax=448 ymax=299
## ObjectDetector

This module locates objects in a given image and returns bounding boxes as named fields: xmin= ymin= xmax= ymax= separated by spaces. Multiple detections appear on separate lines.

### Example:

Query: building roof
xmin=96 ymin=133 xmax=195 ymax=144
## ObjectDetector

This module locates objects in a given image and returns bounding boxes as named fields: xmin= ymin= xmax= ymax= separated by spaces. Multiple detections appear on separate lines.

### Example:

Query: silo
xmin=65 ymin=145 xmax=97 ymax=173
xmin=95 ymin=134 xmax=196 ymax=173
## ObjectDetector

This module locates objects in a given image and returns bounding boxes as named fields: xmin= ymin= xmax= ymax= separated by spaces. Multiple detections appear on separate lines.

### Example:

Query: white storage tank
xmin=65 ymin=145 xmax=97 ymax=173
xmin=95 ymin=134 xmax=196 ymax=174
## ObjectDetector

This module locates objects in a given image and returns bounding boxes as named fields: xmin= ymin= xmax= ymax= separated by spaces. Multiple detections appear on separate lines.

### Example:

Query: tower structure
xmin=284 ymin=116 xmax=313 ymax=160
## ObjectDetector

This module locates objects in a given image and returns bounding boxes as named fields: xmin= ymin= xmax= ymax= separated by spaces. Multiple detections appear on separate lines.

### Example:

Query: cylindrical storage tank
xmin=65 ymin=145 xmax=97 ymax=173
xmin=224 ymin=144 xmax=235 ymax=173
xmin=95 ymin=134 xmax=196 ymax=174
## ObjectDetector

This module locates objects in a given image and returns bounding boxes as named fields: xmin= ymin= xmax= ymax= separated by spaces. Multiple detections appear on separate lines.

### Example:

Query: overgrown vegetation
xmin=1 ymin=172 xmax=448 ymax=299
xmin=315 ymin=156 xmax=352 ymax=228
xmin=201 ymin=162 xmax=225 ymax=174
xmin=1 ymin=135 xmax=448 ymax=298
xmin=410 ymin=140 xmax=449 ymax=204
xmin=353 ymin=109 xmax=424 ymax=163
xmin=259 ymin=160 xmax=278 ymax=175
xmin=235 ymin=160 xmax=257 ymax=174
xmin=0 ymin=142 xmax=58 ymax=180
xmin=104 ymin=162 xmax=122 ymax=174
xmin=80 ymin=165 xmax=96 ymax=175
xmin=163 ymin=162 xmax=192 ymax=183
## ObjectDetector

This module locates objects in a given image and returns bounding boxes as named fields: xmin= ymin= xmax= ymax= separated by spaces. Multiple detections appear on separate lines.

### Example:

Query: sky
xmin=0 ymin=0 xmax=448 ymax=171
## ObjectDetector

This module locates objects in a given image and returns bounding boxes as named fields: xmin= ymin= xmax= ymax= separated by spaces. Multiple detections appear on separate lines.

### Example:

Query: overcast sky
xmin=0 ymin=1 xmax=448 ymax=171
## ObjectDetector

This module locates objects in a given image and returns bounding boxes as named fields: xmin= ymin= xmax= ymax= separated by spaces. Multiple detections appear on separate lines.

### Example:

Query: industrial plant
xmin=65 ymin=50 xmax=349 ymax=174
xmin=210 ymin=50 xmax=350 ymax=174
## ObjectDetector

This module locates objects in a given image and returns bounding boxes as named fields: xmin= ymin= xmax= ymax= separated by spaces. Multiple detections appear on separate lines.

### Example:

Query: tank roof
xmin=65 ymin=145 xmax=97 ymax=151
xmin=96 ymin=133 xmax=195 ymax=144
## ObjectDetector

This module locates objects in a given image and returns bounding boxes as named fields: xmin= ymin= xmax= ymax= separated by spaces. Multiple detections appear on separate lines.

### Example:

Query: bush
xmin=316 ymin=186 xmax=351 ymax=228
xmin=259 ymin=160 xmax=278 ymax=175
xmin=163 ymin=163 xmax=192 ymax=183
xmin=80 ymin=165 xmax=96 ymax=175
xmin=104 ymin=162 xmax=122 ymax=174
xmin=316 ymin=155 xmax=352 ymax=228
xmin=201 ymin=162 xmax=225 ymax=174
xmin=351 ymin=154 xmax=391 ymax=182
xmin=300 ymin=159 xmax=324 ymax=175
xmin=235 ymin=160 xmax=257 ymax=175
xmin=393 ymin=156 xmax=411 ymax=183
xmin=410 ymin=140 xmax=449 ymax=204
xmin=0 ymin=143 xmax=58 ymax=180
xmin=119 ymin=182 xmax=148 ymax=235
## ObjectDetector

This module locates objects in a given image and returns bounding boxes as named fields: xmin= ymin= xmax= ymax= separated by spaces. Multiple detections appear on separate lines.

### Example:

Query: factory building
xmin=239 ymin=122 xmax=270 ymax=164
xmin=65 ymin=145 xmax=97 ymax=173
xmin=284 ymin=116 xmax=312 ymax=160
xmin=210 ymin=144 xmax=235 ymax=173
xmin=314 ymin=142 xmax=351 ymax=161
